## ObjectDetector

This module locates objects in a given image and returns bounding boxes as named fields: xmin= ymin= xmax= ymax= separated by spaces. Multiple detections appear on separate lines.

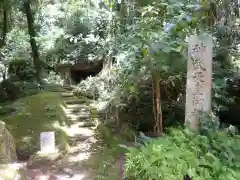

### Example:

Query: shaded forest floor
xmin=0 ymin=86 xmax=126 ymax=179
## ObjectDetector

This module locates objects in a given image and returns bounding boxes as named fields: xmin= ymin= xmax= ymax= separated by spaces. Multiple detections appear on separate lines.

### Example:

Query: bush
xmin=0 ymin=106 xmax=16 ymax=116
xmin=74 ymin=76 xmax=100 ymax=99
xmin=0 ymin=79 xmax=22 ymax=101
xmin=13 ymin=81 xmax=39 ymax=96
xmin=8 ymin=59 xmax=35 ymax=81
xmin=0 ymin=80 xmax=40 ymax=103
xmin=44 ymin=71 xmax=64 ymax=85
xmin=0 ymin=86 xmax=8 ymax=103
xmin=124 ymin=128 xmax=240 ymax=180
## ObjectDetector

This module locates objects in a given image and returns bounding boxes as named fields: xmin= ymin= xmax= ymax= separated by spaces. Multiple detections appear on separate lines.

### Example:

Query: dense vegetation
xmin=1 ymin=0 xmax=240 ymax=179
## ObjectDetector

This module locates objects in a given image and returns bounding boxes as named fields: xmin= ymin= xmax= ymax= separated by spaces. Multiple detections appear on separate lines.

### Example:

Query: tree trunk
xmin=23 ymin=0 xmax=41 ymax=82
xmin=0 ymin=8 xmax=8 ymax=79
xmin=153 ymin=73 xmax=163 ymax=133
xmin=0 ymin=8 xmax=7 ymax=48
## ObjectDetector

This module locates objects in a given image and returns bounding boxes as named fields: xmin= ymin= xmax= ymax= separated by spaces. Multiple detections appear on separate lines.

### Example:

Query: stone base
xmin=37 ymin=149 xmax=59 ymax=156
xmin=27 ymin=150 xmax=62 ymax=168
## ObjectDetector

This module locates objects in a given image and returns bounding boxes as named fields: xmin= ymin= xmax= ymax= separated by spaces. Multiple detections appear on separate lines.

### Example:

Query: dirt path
xmin=25 ymin=91 xmax=98 ymax=180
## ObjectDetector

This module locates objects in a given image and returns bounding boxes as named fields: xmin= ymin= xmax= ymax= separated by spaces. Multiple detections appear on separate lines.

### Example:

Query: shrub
xmin=13 ymin=81 xmax=40 ymax=96
xmin=0 ymin=80 xmax=40 ymax=103
xmin=74 ymin=76 xmax=100 ymax=99
xmin=124 ymin=128 xmax=240 ymax=180
xmin=0 ymin=86 xmax=8 ymax=103
xmin=44 ymin=71 xmax=64 ymax=85
xmin=8 ymin=59 xmax=35 ymax=81
xmin=0 ymin=106 xmax=16 ymax=116
xmin=0 ymin=79 xmax=22 ymax=101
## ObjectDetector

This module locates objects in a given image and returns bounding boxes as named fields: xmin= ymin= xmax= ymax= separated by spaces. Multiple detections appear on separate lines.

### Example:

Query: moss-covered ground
xmin=0 ymin=88 xmax=135 ymax=179
xmin=0 ymin=91 xmax=70 ymax=156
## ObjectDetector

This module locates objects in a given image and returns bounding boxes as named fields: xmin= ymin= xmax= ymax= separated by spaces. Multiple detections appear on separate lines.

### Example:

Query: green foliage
xmin=1 ymin=0 xmax=240 ymax=179
xmin=0 ymin=84 xmax=8 ymax=103
xmin=2 ymin=27 xmax=31 ymax=62
xmin=13 ymin=81 xmax=39 ymax=96
xmin=94 ymin=0 xmax=240 ymax=129
xmin=74 ymin=76 xmax=100 ymax=99
xmin=125 ymin=128 xmax=240 ymax=180
xmin=0 ymin=92 xmax=69 ymax=157
xmin=82 ymin=122 xmax=129 ymax=179
xmin=0 ymin=79 xmax=22 ymax=101
xmin=38 ymin=0 xmax=108 ymax=67
xmin=103 ymin=0 xmax=200 ymax=130
xmin=8 ymin=59 xmax=35 ymax=81
xmin=0 ymin=106 xmax=16 ymax=116
xmin=0 ymin=79 xmax=41 ymax=103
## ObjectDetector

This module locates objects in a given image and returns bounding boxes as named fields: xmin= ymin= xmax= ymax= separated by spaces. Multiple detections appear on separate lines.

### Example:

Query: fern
xmin=125 ymin=128 xmax=240 ymax=180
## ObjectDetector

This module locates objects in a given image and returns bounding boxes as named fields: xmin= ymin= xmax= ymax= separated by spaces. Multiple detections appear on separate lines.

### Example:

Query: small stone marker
xmin=185 ymin=34 xmax=213 ymax=131
xmin=40 ymin=132 xmax=56 ymax=154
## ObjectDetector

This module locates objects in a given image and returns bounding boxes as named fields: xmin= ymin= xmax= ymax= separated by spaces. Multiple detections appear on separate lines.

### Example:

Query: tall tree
xmin=23 ymin=0 xmax=41 ymax=82
xmin=0 ymin=0 xmax=11 ymax=80
xmin=0 ymin=0 xmax=13 ymax=48
xmin=1 ymin=7 xmax=8 ymax=48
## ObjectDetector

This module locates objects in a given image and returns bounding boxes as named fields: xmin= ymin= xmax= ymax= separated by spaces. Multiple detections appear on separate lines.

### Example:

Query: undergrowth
xmin=124 ymin=127 xmax=240 ymax=180
xmin=84 ymin=123 xmax=134 ymax=180
xmin=0 ymin=91 xmax=69 ymax=158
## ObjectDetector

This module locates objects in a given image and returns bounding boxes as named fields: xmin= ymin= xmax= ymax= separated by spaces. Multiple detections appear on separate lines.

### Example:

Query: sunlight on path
xmin=26 ymin=90 xmax=97 ymax=180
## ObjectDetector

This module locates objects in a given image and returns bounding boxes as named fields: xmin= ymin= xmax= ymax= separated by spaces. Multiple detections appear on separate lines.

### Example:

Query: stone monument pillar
xmin=185 ymin=34 xmax=213 ymax=131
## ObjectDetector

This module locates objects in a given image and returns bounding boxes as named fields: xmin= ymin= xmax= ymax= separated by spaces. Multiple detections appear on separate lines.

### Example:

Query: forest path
xmin=26 ymin=90 xmax=98 ymax=180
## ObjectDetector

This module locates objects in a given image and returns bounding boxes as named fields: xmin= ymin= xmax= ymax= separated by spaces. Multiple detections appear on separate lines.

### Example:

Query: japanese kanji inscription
xmin=185 ymin=34 xmax=213 ymax=131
